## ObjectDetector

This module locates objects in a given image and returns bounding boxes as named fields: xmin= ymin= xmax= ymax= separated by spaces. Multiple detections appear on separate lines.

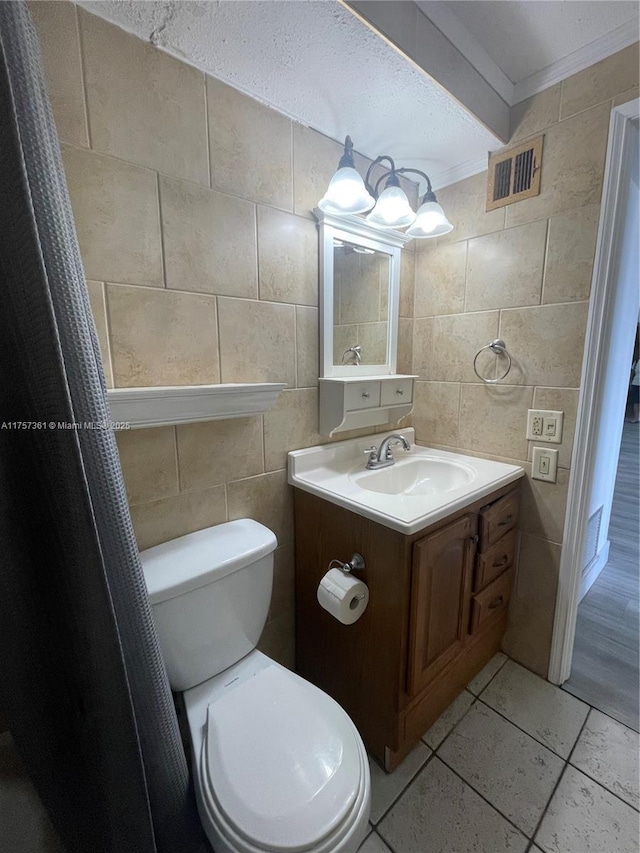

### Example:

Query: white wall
xmin=583 ymin=119 xmax=640 ymax=587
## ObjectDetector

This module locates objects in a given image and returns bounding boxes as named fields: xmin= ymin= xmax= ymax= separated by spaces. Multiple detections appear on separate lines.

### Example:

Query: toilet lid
xmin=202 ymin=666 xmax=362 ymax=851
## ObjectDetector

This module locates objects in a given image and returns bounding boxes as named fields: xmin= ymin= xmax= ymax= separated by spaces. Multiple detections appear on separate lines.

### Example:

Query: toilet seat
xmin=195 ymin=664 xmax=369 ymax=853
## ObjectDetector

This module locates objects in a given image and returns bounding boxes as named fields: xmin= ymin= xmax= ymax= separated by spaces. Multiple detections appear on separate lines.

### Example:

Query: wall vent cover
xmin=581 ymin=506 xmax=603 ymax=574
xmin=486 ymin=135 xmax=543 ymax=211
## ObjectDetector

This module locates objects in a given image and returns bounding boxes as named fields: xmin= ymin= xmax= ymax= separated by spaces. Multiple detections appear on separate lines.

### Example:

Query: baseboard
xmin=579 ymin=540 xmax=610 ymax=601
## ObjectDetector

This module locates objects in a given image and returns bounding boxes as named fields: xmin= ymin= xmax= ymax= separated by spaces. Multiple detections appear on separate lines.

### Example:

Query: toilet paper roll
xmin=317 ymin=568 xmax=369 ymax=625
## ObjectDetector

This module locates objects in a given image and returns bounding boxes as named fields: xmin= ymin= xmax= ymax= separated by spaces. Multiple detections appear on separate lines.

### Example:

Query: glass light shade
xmin=366 ymin=185 xmax=416 ymax=229
xmin=318 ymin=167 xmax=375 ymax=215
xmin=406 ymin=200 xmax=453 ymax=238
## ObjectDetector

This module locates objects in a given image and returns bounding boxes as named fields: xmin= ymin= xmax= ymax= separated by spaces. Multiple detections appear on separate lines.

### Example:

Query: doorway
xmin=562 ymin=412 xmax=639 ymax=729
xmin=549 ymin=101 xmax=640 ymax=731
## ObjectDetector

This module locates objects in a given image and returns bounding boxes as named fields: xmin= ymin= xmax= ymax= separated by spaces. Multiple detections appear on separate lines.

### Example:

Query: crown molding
xmin=513 ymin=19 xmax=640 ymax=104
xmin=430 ymin=153 xmax=488 ymax=191
xmin=415 ymin=5 xmax=638 ymax=109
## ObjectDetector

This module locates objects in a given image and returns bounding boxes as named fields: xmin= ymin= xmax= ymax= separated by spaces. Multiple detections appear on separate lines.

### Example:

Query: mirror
xmin=315 ymin=209 xmax=410 ymax=378
xmin=333 ymin=240 xmax=390 ymax=367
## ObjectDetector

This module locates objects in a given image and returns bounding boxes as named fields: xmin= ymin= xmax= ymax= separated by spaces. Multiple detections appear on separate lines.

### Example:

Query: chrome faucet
xmin=364 ymin=434 xmax=411 ymax=470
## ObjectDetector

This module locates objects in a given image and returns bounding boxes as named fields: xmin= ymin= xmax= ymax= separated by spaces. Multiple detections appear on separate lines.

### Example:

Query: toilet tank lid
xmin=140 ymin=520 xmax=278 ymax=604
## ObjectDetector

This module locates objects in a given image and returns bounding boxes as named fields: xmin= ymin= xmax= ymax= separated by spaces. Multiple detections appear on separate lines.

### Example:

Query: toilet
xmin=140 ymin=519 xmax=371 ymax=853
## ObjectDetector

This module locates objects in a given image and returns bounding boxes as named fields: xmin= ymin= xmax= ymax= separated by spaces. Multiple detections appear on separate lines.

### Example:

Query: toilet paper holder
xmin=328 ymin=553 xmax=365 ymax=574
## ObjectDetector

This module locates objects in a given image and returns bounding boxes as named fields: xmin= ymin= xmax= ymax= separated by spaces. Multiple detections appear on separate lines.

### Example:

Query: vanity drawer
xmin=470 ymin=568 xmax=514 ymax=633
xmin=475 ymin=528 xmax=517 ymax=592
xmin=380 ymin=379 xmax=414 ymax=406
xmin=345 ymin=382 xmax=381 ymax=411
xmin=479 ymin=490 xmax=519 ymax=550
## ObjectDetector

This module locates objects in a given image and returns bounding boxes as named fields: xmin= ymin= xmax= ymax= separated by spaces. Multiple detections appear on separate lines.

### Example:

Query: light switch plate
xmin=532 ymin=447 xmax=559 ymax=482
xmin=527 ymin=410 xmax=564 ymax=443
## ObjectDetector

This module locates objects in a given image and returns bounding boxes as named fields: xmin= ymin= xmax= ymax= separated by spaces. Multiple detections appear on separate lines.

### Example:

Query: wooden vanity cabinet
xmin=408 ymin=513 xmax=477 ymax=697
xmin=293 ymin=482 xmax=520 ymax=771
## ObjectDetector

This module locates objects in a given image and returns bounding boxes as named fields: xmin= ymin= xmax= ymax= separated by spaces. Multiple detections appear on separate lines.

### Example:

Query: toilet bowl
xmin=140 ymin=519 xmax=370 ymax=853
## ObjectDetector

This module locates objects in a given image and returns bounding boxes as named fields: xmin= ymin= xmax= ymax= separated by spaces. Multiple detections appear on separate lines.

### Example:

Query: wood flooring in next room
xmin=563 ymin=420 xmax=640 ymax=731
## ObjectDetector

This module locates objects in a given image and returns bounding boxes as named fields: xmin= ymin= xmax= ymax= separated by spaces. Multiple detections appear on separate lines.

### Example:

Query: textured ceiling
xmin=78 ymin=0 xmax=502 ymax=189
xmin=448 ymin=0 xmax=639 ymax=84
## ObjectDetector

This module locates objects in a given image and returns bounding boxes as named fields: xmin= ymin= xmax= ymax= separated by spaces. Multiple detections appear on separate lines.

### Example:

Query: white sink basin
xmin=350 ymin=457 xmax=475 ymax=496
xmin=288 ymin=428 xmax=524 ymax=534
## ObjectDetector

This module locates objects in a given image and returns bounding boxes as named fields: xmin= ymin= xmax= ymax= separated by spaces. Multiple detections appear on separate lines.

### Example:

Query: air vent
xmin=486 ymin=135 xmax=543 ymax=211
xmin=581 ymin=506 xmax=603 ymax=573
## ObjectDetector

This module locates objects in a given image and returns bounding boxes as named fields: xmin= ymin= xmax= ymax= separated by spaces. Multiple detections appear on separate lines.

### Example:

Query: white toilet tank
xmin=140 ymin=520 xmax=277 ymax=691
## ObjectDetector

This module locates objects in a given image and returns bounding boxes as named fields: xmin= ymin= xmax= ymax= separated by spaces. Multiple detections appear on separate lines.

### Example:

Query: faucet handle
xmin=363 ymin=445 xmax=378 ymax=465
xmin=384 ymin=437 xmax=411 ymax=460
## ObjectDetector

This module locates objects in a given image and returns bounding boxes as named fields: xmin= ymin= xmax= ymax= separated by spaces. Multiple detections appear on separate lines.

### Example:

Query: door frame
xmin=548 ymin=98 xmax=639 ymax=685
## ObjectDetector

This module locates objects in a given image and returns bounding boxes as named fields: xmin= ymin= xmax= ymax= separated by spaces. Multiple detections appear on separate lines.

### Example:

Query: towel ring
xmin=473 ymin=339 xmax=512 ymax=384
xmin=342 ymin=345 xmax=362 ymax=365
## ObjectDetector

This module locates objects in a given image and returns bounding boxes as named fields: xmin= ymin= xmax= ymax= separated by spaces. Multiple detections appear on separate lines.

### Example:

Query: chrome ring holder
xmin=473 ymin=339 xmax=512 ymax=384
xmin=342 ymin=345 xmax=362 ymax=365
xmin=328 ymin=553 xmax=365 ymax=574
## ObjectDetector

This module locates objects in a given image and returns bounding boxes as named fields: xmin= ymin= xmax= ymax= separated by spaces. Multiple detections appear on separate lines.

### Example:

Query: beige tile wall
xmin=412 ymin=43 xmax=639 ymax=676
xmin=33 ymin=2 xmax=410 ymax=670
xmin=35 ymin=2 xmax=635 ymax=681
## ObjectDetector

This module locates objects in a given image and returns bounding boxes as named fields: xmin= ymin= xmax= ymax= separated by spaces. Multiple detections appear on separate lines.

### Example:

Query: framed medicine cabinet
xmin=314 ymin=209 xmax=417 ymax=435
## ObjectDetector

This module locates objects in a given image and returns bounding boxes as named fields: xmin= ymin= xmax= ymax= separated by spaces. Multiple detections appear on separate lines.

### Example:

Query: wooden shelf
xmin=107 ymin=383 xmax=286 ymax=429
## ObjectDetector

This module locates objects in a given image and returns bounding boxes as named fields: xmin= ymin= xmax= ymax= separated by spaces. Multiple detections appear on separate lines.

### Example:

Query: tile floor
xmin=361 ymin=653 xmax=640 ymax=853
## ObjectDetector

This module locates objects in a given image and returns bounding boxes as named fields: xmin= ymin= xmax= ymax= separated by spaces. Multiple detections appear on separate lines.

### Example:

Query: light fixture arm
xmin=364 ymin=155 xmax=397 ymax=198
xmin=394 ymin=167 xmax=437 ymax=202
xmin=364 ymin=159 xmax=437 ymax=203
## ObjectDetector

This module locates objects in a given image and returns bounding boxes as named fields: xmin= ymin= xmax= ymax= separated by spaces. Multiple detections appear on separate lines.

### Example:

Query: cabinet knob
xmin=498 ymin=513 xmax=513 ymax=527
xmin=362 ymin=391 xmax=370 ymax=398
xmin=396 ymin=388 xmax=404 ymax=396
xmin=488 ymin=595 xmax=504 ymax=610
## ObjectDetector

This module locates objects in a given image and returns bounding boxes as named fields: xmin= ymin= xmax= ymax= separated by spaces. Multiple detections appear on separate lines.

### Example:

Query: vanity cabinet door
xmin=408 ymin=513 xmax=477 ymax=697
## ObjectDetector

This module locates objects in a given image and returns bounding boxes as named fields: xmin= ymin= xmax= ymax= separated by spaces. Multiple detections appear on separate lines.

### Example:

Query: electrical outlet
xmin=532 ymin=447 xmax=558 ymax=482
xmin=527 ymin=410 xmax=564 ymax=444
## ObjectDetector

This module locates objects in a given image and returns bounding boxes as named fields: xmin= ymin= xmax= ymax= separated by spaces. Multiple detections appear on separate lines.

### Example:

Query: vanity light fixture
xmin=318 ymin=136 xmax=376 ymax=215
xmin=319 ymin=137 xmax=453 ymax=238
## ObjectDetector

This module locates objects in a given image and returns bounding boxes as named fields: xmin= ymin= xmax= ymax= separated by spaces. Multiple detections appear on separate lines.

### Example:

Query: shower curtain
xmin=0 ymin=4 xmax=205 ymax=851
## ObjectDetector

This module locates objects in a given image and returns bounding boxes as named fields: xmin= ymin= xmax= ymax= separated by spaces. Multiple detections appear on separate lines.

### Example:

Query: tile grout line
xmin=375 ymin=656 xmax=637 ymax=847
xmin=172 ymin=425 xmax=182 ymax=493
xmin=75 ymin=5 xmax=93 ymax=150
xmin=434 ymin=753 xmax=532 ymax=840
xmin=374 ymin=657 xmax=509 ymax=832
xmin=202 ymin=74 xmax=212 ymax=191
xmin=58 ymin=139 xmax=312 ymax=219
xmin=467 ymin=652 xmax=510 ymax=698
xmin=526 ymin=714 xmax=592 ymax=847
xmin=100 ymin=281 xmax=116 ymax=389
xmin=102 ymin=278 xmax=317 ymax=310
xmin=564 ymin=709 xmax=640 ymax=814
xmin=476 ymin=685 xmax=640 ymax=816
xmin=156 ymin=173 xmax=168 ymax=289
xmin=368 ymin=830 xmax=392 ymax=853
xmin=571 ymin=699 xmax=640 ymax=736
xmin=426 ymin=694 xmax=478 ymax=754
xmin=373 ymin=750 xmax=436 ymax=831
xmin=374 ymin=826 xmax=400 ymax=853
xmin=539 ymin=217 xmax=551 ymax=306
xmin=474 ymin=693 xmax=581 ymax=762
